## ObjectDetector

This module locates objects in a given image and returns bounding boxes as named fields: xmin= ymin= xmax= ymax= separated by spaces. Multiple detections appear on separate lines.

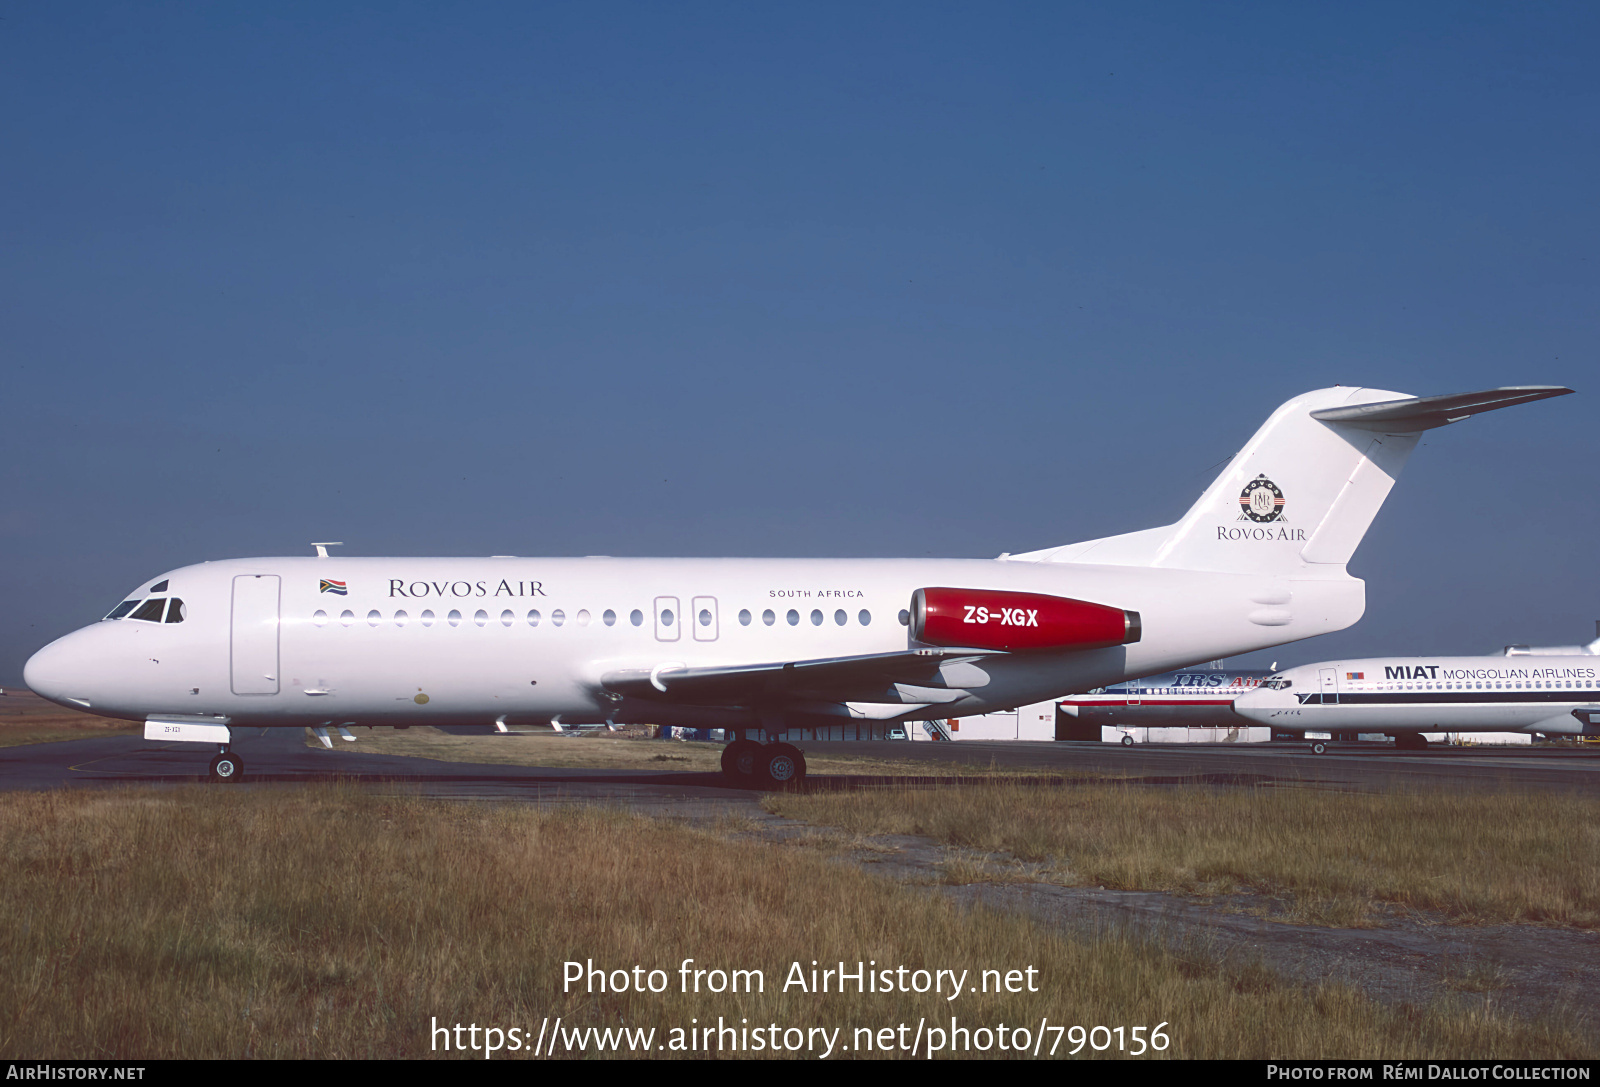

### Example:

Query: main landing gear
xmin=720 ymin=737 xmax=807 ymax=789
xmin=209 ymin=746 xmax=243 ymax=783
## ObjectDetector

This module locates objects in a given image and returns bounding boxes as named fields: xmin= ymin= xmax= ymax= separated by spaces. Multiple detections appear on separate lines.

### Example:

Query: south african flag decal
xmin=320 ymin=579 xmax=348 ymax=595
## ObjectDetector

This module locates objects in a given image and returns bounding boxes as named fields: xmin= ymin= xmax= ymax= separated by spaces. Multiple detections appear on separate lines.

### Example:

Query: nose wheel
xmin=209 ymin=751 xmax=243 ymax=783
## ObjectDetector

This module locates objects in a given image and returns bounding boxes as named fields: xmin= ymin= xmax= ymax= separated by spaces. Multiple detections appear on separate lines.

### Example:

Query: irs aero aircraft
xmin=1234 ymin=628 xmax=1600 ymax=753
xmin=23 ymin=384 xmax=1571 ymax=785
xmin=1057 ymin=666 xmax=1275 ymax=744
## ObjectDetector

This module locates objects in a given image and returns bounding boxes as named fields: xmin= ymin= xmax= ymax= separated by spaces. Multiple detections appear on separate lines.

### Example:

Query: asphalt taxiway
xmin=2 ymin=729 xmax=1597 ymax=805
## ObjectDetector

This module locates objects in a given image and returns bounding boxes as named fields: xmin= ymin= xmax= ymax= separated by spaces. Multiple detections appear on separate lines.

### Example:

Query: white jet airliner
xmin=23 ymin=385 xmax=1571 ymax=785
xmin=1057 ymin=667 xmax=1275 ymax=743
xmin=1233 ymin=630 xmax=1600 ymax=753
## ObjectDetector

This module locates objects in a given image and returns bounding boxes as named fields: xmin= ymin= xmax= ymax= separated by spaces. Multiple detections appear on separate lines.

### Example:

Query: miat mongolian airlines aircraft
xmin=23 ymin=384 xmax=1571 ymax=785
xmin=1233 ymin=629 xmax=1600 ymax=753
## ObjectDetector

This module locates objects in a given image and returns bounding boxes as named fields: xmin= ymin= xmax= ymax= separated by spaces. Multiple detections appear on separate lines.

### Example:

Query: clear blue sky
xmin=3 ymin=2 xmax=1596 ymax=682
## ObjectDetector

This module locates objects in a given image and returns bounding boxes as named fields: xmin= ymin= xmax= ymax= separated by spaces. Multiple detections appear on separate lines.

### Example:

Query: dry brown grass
xmin=765 ymin=784 xmax=1600 ymax=928
xmin=0 ymin=787 xmax=1588 ymax=1059
xmin=0 ymin=693 xmax=137 ymax=748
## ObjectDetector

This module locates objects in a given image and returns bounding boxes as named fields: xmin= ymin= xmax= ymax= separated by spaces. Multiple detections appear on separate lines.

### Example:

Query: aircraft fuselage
xmin=1233 ymin=654 xmax=1600 ymax=738
xmin=26 ymin=555 xmax=1363 ymax=731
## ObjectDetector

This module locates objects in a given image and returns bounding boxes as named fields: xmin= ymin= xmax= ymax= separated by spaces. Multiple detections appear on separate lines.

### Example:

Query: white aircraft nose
xmin=24 ymin=631 xmax=95 ymax=706
xmin=1231 ymin=685 xmax=1294 ymax=722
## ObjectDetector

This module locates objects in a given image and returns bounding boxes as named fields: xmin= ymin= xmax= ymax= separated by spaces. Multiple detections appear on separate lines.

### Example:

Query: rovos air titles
xmin=24 ymin=386 xmax=1571 ymax=785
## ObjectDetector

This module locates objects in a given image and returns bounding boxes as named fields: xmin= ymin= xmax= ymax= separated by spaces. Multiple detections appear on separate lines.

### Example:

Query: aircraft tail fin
xmin=1016 ymin=385 xmax=1570 ymax=575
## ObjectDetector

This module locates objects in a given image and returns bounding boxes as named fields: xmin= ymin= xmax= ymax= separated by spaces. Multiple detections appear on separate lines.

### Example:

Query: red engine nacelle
xmin=910 ymin=587 xmax=1140 ymax=653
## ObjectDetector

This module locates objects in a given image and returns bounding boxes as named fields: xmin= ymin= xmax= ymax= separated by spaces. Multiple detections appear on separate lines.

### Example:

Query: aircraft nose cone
xmin=1231 ymin=686 xmax=1288 ymax=722
xmin=24 ymin=634 xmax=88 ymax=706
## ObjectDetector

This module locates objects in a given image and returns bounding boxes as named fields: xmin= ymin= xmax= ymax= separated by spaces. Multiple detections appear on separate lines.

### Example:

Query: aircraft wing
xmin=601 ymin=647 xmax=1001 ymax=705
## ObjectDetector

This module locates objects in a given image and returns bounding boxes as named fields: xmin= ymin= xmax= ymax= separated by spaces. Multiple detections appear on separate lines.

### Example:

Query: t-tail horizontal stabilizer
xmin=1309 ymin=386 xmax=1573 ymax=431
xmin=1016 ymin=383 xmax=1572 ymax=574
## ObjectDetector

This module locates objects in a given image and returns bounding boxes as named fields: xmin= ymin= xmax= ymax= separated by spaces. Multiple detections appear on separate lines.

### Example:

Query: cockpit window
xmin=1264 ymin=676 xmax=1293 ymax=690
xmin=150 ymin=580 xmax=169 ymax=593
xmin=105 ymin=594 xmax=185 ymax=622
xmin=130 ymin=598 xmax=167 ymax=622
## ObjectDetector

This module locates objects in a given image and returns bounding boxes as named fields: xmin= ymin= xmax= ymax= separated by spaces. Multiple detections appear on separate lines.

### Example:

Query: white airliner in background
xmin=1057 ymin=667 xmax=1275 ymax=744
xmin=1234 ymin=629 xmax=1600 ymax=753
xmin=23 ymin=385 xmax=1571 ymax=785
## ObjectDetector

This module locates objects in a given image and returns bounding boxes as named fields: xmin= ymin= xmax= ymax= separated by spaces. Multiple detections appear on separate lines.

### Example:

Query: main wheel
xmin=209 ymin=752 xmax=243 ymax=783
xmin=1310 ymin=741 xmax=1328 ymax=756
xmin=720 ymin=739 xmax=761 ymax=778
xmin=1120 ymin=734 xmax=1135 ymax=747
xmin=758 ymin=743 xmax=806 ymax=789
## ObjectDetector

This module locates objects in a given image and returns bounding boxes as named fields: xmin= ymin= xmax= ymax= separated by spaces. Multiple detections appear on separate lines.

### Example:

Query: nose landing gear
xmin=209 ymin=748 xmax=243 ymax=783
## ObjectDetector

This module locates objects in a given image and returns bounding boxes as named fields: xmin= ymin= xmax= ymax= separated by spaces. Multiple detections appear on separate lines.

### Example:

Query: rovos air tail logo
xmin=1238 ymin=475 xmax=1287 ymax=523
